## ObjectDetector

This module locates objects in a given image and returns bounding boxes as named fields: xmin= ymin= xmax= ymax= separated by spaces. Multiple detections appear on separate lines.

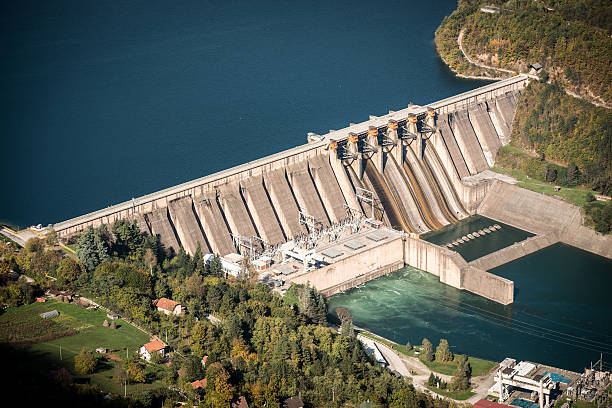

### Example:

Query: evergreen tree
xmin=76 ymin=226 xmax=109 ymax=272
xmin=435 ymin=339 xmax=453 ymax=362
xmin=422 ymin=338 xmax=434 ymax=362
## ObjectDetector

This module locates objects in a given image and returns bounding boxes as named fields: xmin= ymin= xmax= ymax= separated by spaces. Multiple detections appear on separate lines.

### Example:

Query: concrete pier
xmin=436 ymin=113 xmax=470 ymax=179
xmin=423 ymin=146 xmax=469 ymax=218
xmin=240 ymin=176 xmax=285 ymax=246
xmin=468 ymin=103 xmax=502 ymax=166
xmin=216 ymin=184 xmax=261 ymax=252
xmin=147 ymin=207 xmax=181 ymax=255
xmin=384 ymin=156 xmax=429 ymax=233
xmin=328 ymin=152 xmax=363 ymax=214
xmin=405 ymin=145 xmax=449 ymax=226
xmin=469 ymin=233 xmax=560 ymax=271
xmin=133 ymin=213 xmax=150 ymax=235
xmin=449 ymin=110 xmax=489 ymax=175
xmin=193 ymin=194 xmax=235 ymax=256
xmin=168 ymin=197 xmax=210 ymax=255
xmin=308 ymin=154 xmax=348 ymax=224
xmin=286 ymin=161 xmax=330 ymax=228
xmin=263 ymin=169 xmax=307 ymax=239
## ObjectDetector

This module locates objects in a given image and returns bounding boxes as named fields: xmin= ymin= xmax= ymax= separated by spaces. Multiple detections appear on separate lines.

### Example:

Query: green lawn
xmin=1 ymin=300 xmax=161 ymax=396
xmin=425 ymin=385 xmax=475 ymax=400
xmin=490 ymin=166 xmax=595 ymax=208
xmin=358 ymin=330 xmax=497 ymax=377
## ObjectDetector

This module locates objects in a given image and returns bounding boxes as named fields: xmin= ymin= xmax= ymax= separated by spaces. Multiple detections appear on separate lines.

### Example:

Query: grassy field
xmin=1 ymin=300 xmax=164 ymax=395
xmin=490 ymin=166 xmax=595 ymax=208
xmin=358 ymin=330 xmax=497 ymax=377
xmin=425 ymin=384 xmax=475 ymax=400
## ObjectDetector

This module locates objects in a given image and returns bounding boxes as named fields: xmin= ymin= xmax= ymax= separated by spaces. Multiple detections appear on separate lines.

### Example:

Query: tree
xmin=435 ymin=339 xmax=453 ymax=362
xmin=586 ymin=192 xmax=596 ymax=202
xmin=335 ymin=307 xmax=352 ymax=323
xmin=111 ymin=219 xmax=144 ymax=258
xmin=406 ymin=341 xmax=412 ymax=351
xmin=143 ymin=247 xmax=157 ymax=276
xmin=450 ymin=354 xmax=471 ymax=391
xmin=76 ymin=226 xmax=109 ymax=271
xmin=340 ymin=319 xmax=354 ymax=337
xmin=57 ymin=257 xmax=85 ymax=285
xmin=207 ymin=255 xmax=223 ymax=278
xmin=25 ymin=238 xmax=44 ymax=254
xmin=182 ymin=355 xmax=203 ymax=382
xmin=45 ymin=228 xmax=59 ymax=246
xmin=74 ymin=348 xmax=97 ymax=375
xmin=422 ymin=338 xmax=434 ymax=362
xmin=544 ymin=164 xmax=557 ymax=182
xmin=123 ymin=358 xmax=146 ymax=383
xmin=567 ymin=162 xmax=580 ymax=184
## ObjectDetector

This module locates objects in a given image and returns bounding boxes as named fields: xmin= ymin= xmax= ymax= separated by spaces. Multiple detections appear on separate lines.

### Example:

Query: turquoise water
xmin=328 ymin=243 xmax=612 ymax=372
xmin=422 ymin=215 xmax=534 ymax=262
xmin=0 ymin=0 xmax=490 ymax=227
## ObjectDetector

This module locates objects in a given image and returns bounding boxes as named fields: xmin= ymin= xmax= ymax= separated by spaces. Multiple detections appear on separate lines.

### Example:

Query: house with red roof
xmin=473 ymin=400 xmax=511 ymax=408
xmin=139 ymin=339 xmax=166 ymax=361
xmin=153 ymin=297 xmax=182 ymax=316
xmin=191 ymin=378 xmax=207 ymax=390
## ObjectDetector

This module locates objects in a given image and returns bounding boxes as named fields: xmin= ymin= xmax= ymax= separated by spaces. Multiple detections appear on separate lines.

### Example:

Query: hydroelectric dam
xmin=51 ymin=75 xmax=612 ymax=305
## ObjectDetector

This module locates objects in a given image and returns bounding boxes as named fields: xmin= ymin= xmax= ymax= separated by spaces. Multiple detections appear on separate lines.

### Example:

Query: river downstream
xmin=328 ymin=243 xmax=612 ymax=372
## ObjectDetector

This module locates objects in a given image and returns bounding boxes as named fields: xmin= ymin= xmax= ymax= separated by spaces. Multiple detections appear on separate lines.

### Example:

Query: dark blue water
xmin=328 ymin=243 xmax=612 ymax=372
xmin=0 ymin=0 xmax=490 ymax=228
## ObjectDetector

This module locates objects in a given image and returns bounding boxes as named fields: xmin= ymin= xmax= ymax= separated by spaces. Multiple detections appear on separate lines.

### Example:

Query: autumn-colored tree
xmin=74 ymin=348 xmax=97 ymax=375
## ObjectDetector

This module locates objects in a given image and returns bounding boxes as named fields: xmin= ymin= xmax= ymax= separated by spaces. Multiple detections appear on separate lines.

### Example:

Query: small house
xmin=191 ymin=378 xmax=207 ymax=390
xmin=153 ymin=297 xmax=182 ymax=316
xmin=140 ymin=339 xmax=165 ymax=362
xmin=201 ymin=355 xmax=208 ymax=367
xmin=107 ymin=312 xmax=119 ymax=320
xmin=283 ymin=396 xmax=304 ymax=408
xmin=232 ymin=396 xmax=249 ymax=408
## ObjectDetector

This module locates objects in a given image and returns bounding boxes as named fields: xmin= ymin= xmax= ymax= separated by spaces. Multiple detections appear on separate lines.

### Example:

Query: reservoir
xmin=328 ymin=243 xmax=612 ymax=372
xmin=0 ymin=0 xmax=490 ymax=227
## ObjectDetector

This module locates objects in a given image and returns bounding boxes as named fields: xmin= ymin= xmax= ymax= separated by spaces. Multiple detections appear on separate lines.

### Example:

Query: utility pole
xmin=59 ymin=346 xmax=62 ymax=360
xmin=126 ymin=347 xmax=128 ymax=359
xmin=124 ymin=380 xmax=127 ymax=397
xmin=166 ymin=329 xmax=168 ymax=344
xmin=332 ymin=385 xmax=335 ymax=402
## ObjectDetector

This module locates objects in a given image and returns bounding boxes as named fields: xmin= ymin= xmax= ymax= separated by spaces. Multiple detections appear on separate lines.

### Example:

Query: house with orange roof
xmin=139 ymin=339 xmax=166 ymax=361
xmin=153 ymin=297 xmax=183 ymax=316
xmin=191 ymin=378 xmax=207 ymax=390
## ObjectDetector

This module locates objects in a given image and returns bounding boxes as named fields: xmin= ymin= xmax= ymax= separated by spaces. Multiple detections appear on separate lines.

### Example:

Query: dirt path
xmin=363 ymin=333 xmax=498 ymax=404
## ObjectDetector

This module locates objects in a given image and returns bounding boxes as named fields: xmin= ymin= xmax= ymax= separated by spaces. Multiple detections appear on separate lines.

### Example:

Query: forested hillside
xmin=435 ymin=0 xmax=612 ymax=106
xmin=0 ymin=223 xmax=462 ymax=407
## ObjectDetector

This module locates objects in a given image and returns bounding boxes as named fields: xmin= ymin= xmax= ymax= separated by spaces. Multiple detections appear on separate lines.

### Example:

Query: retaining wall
xmin=403 ymin=237 xmax=514 ymax=304
xmin=478 ymin=181 xmax=612 ymax=259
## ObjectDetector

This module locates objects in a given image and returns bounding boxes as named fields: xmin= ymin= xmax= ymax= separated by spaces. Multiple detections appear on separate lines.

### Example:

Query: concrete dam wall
xmin=53 ymin=75 xmax=528 ymax=262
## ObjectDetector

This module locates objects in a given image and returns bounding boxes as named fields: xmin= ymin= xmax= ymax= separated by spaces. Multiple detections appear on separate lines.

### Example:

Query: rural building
xmin=40 ymin=310 xmax=59 ymax=319
xmin=46 ymin=289 xmax=74 ymax=302
xmin=191 ymin=378 xmax=207 ymax=390
xmin=283 ymin=396 xmax=304 ymax=408
xmin=474 ymin=400 xmax=511 ymax=408
xmin=153 ymin=297 xmax=183 ymax=316
xmin=140 ymin=339 xmax=166 ymax=361
xmin=232 ymin=396 xmax=249 ymax=408
xmin=107 ymin=312 xmax=119 ymax=320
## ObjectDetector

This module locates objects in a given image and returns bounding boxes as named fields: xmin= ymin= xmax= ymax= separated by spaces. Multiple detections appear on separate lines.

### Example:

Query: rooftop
xmin=143 ymin=339 xmax=165 ymax=353
xmin=154 ymin=297 xmax=180 ymax=312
